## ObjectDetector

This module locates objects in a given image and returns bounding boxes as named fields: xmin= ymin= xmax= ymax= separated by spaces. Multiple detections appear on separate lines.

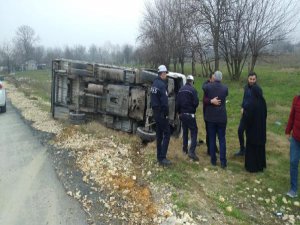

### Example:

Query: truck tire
xmin=136 ymin=126 xmax=156 ymax=143
xmin=69 ymin=112 xmax=86 ymax=124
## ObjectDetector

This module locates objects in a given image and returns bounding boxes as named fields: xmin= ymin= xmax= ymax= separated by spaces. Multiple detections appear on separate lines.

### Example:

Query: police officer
xmin=176 ymin=75 xmax=200 ymax=161
xmin=151 ymin=65 xmax=171 ymax=166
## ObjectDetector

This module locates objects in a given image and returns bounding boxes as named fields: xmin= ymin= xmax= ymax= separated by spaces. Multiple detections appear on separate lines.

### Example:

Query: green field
xmin=8 ymin=62 xmax=300 ymax=224
xmin=14 ymin=69 xmax=52 ymax=102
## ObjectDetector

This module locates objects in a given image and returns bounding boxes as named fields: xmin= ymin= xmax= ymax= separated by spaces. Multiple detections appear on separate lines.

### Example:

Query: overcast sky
xmin=0 ymin=0 xmax=299 ymax=49
xmin=0 ymin=0 xmax=146 ymax=48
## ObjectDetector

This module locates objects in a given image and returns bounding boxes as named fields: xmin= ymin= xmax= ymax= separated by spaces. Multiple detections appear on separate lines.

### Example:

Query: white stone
xmin=282 ymin=197 xmax=288 ymax=204
xmin=293 ymin=201 xmax=300 ymax=207
xmin=282 ymin=214 xmax=289 ymax=221
xmin=219 ymin=196 xmax=225 ymax=202
xmin=226 ymin=206 xmax=232 ymax=212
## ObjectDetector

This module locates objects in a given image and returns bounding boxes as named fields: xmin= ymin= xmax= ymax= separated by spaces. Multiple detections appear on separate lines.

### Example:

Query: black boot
xmin=183 ymin=148 xmax=188 ymax=154
xmin=188 ymin=152 xmax=199 ymax=161
xmin=234 ymin=148 xmax=245 ymax=156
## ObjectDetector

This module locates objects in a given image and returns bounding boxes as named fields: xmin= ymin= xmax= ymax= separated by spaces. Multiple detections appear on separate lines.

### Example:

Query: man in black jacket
xmin=151 ymin=65 xmax=171 ymax=166
xmin=234 ymin=72 xmax=262 ymax=156
xmin=202 ymin=72 xmax=221 ymax=154
xmin=203 ymin=71 xmax=228 ymax=168
xmin=176 ymin=75 xmax=199 ymax=161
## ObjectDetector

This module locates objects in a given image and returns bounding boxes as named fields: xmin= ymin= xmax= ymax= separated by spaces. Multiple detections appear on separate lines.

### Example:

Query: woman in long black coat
xmin=243 ymin=85 xmax=267 ymax=172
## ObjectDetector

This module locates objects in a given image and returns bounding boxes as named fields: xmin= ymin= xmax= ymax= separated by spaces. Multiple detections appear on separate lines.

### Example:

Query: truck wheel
xmin=136 ymin=127 xmax=156 ymax=143
xmin=69 ymin=112 xmax=86 ymax=124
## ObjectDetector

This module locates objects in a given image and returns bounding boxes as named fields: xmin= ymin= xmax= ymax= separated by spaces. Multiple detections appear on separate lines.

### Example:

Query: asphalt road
xmin=0 ymin=102 xmax=88 ymax=225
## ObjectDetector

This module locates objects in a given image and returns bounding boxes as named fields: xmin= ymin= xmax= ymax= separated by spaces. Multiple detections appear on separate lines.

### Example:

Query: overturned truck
xmin=51 ymin=59 xmax=186 ymax=142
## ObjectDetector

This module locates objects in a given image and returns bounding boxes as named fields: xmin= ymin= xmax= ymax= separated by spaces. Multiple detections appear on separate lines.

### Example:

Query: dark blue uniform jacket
xmin=151 ymin=76 xmax=169 ymax=116
xmin=176 ymin=83 xmax=199 ymax=114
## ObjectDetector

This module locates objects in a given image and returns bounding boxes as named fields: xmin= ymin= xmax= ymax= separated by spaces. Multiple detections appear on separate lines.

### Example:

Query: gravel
xmin=6 ymin=82 xmax=197 ymax=225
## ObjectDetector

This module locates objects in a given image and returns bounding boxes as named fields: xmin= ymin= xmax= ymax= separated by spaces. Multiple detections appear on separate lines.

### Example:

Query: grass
xmin=8 ymin=60 xmax=300 ymax=224
xmin=171 ymin=192 xmax=189 ymax=211
xmin=153 ymin=163 xmax=190 ymax=189
xmin=14 ymin=69 xmax=52 ymax=103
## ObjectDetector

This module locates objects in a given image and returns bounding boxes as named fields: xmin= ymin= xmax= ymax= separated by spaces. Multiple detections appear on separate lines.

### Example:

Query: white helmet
xmin=158 ymin=65 xmax=168 ymax=73
xmin=186 ymin=75 xmax=194 ymax=81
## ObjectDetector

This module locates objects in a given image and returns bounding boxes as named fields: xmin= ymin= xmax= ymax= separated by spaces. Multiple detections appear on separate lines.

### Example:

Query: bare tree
xmin=133 ymin=47 xmax=147 ymax=66
xmin=97 ymin=47 xmax=105 ymax=63
xmin=188 ymin=17 xmax=215 ymax=77
xmin=63 ymin=46 xmax=74 ymax=59
xmin=0 ymin=41 xmax=14 ymax=73
xmin=33 ymin=46 xmax=45 ymax=64
xmin=246 ymin=0 xmax=299 ymax=72
xmin=88 ymin=44 xmax=98 ymax=62
xmin=189 ymin=0 xmax=228 ymax=71
xmin=45 ymin=47 xmax=63 ymax=65
xmin=219 ymin=0 xmax=250 ymax=80
xmin=168 ymin=0 xmax=190 ymax=73
xmin=14 ymin=25 xmax=39 ymax=63
xmin=73 ymin=45 xmax=86 ymax=60
xmin=194 ymin=37 xmax=214 ymax=76
xmin=122 ymin=44 xmax=134 ymax=64
xmin=138 ymin=0 xmax=177 ymax=68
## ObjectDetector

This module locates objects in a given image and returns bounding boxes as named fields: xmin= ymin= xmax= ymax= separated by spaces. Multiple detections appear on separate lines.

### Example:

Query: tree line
xmin=0 ymin=0 xmax=299 ymax=80
xmin=0 ymin=25 xmax=137 ymax=74
xmin=137 ymin=0 xmax=299 ymax=80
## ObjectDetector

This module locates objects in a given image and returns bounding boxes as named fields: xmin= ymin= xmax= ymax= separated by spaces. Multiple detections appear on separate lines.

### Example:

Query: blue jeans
xmin=290 ymin=137 xmax=300 ymax=192
xmin=207 ymin=122 xmax=227 ymax=165
xmin=180 ymin=114 xmax=198 ymax=154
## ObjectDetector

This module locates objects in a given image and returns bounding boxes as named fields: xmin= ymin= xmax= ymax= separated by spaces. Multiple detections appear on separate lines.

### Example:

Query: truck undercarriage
xmin=51 ymin=59 xmax=186 ymax=142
